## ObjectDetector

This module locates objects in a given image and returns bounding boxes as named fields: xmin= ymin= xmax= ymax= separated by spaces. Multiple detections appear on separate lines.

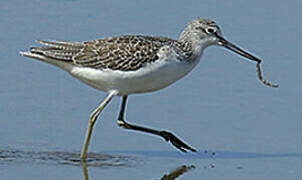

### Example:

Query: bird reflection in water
xmin=0 ymin=149 xmax=195 ymax=180
xmin=81 ymin=161 xmax=195 ymax=180
xmin=158 ymin=165 xmax=195 ymax=180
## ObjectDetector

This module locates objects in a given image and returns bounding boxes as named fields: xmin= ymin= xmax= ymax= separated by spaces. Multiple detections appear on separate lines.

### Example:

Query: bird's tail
xmin=28 ymin=40 xmax=84 ymax=61
xmin=20 ymin=40 xmax=85 ymax=71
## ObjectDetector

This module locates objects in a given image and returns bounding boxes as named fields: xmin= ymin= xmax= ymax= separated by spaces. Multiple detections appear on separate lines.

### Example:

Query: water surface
xmin=1 ymin=0 xmax=302 ymax=179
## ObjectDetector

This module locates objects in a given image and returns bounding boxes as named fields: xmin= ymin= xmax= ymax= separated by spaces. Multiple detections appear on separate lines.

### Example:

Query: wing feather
xmin=27 ymin=35 xmax=184 ymax=71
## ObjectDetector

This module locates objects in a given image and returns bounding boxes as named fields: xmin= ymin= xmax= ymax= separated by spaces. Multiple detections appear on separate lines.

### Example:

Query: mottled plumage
xmin=30 ymin=35 xmax=194 ymax=71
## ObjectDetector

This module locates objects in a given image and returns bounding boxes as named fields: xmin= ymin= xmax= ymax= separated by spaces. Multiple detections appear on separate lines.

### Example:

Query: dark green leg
xmin=117 ymin=96 xmax=196 ymax=152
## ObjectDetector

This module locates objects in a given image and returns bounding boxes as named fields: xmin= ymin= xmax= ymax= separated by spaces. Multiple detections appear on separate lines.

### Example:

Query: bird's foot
xmin=159 ymin=130 xmax=197 ymax=152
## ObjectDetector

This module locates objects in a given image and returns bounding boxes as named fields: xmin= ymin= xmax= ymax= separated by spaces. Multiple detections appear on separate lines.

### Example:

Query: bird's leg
xmin=80 ymin=91 xmax=117 ymax=160
xmin=117 ymin=96 xmax=197 ymax=152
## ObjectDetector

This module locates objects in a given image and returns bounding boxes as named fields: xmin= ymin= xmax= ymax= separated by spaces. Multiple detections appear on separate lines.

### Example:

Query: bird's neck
xmin=178 ymin=37 xmax=204 ymax=60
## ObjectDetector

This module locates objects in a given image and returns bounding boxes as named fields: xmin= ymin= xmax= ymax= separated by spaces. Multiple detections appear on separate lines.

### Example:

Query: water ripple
xmin=0 ymin=149 xmax=137 ymax=167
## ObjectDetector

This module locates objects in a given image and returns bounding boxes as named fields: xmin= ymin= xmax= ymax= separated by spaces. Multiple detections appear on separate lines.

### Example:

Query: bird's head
xmin=179 ymin=18 xmax=261 ymax=63
xmin=179 ymin=18 xmax=278 ymax=88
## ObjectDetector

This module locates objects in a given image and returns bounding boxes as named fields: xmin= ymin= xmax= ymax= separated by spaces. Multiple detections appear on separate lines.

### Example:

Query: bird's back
xmin=28 ymin=35 xmax=180 ymax=71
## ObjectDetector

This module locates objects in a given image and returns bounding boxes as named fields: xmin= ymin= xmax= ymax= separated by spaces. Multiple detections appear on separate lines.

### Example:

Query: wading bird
xmin=20 ymin=18 xmax=278 ymax=160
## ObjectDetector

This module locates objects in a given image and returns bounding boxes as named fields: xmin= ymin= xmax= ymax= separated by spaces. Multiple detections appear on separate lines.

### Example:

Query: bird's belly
xmin=69 ymin=58 xmax=199 ymax=95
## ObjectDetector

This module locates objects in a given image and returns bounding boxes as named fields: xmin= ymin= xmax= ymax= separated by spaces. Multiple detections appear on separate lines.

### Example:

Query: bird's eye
xmin=205 ymin=27 xmax=216 ymax=34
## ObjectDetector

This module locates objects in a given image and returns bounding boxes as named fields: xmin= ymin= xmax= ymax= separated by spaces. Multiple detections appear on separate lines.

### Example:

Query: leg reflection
xmin=82 ymin=161 xmax=89 ymax=180
xmin=159 ymin=165 xmax=195 ymax=180
xmin=81 ymin=159 xmax=195 ymax=180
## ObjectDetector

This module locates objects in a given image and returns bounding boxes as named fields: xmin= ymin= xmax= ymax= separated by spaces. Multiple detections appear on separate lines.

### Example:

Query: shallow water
xmin=1 ymin=0 xmax=302 ymax=179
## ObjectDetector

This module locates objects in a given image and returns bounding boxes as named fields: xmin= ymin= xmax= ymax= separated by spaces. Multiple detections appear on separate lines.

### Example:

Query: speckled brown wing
xmin=73 ymin=35 xmax=175 ymax=71
xmin=29 ymin=35 xmax=192 ymax=71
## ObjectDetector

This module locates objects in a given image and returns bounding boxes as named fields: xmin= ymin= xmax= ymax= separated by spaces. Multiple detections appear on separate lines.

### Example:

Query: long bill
xmin=216 ymin=34 xmax=279 ymax=88
xmin=217 ymin=35 xmax=261 ymax=63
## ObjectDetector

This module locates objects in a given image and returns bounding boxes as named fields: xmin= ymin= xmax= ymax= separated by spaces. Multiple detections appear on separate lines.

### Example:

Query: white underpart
xmin=71 ymin=46 xmax=202 ymax=95
xmin=20 ymin=45 xmax=203 ymax=96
